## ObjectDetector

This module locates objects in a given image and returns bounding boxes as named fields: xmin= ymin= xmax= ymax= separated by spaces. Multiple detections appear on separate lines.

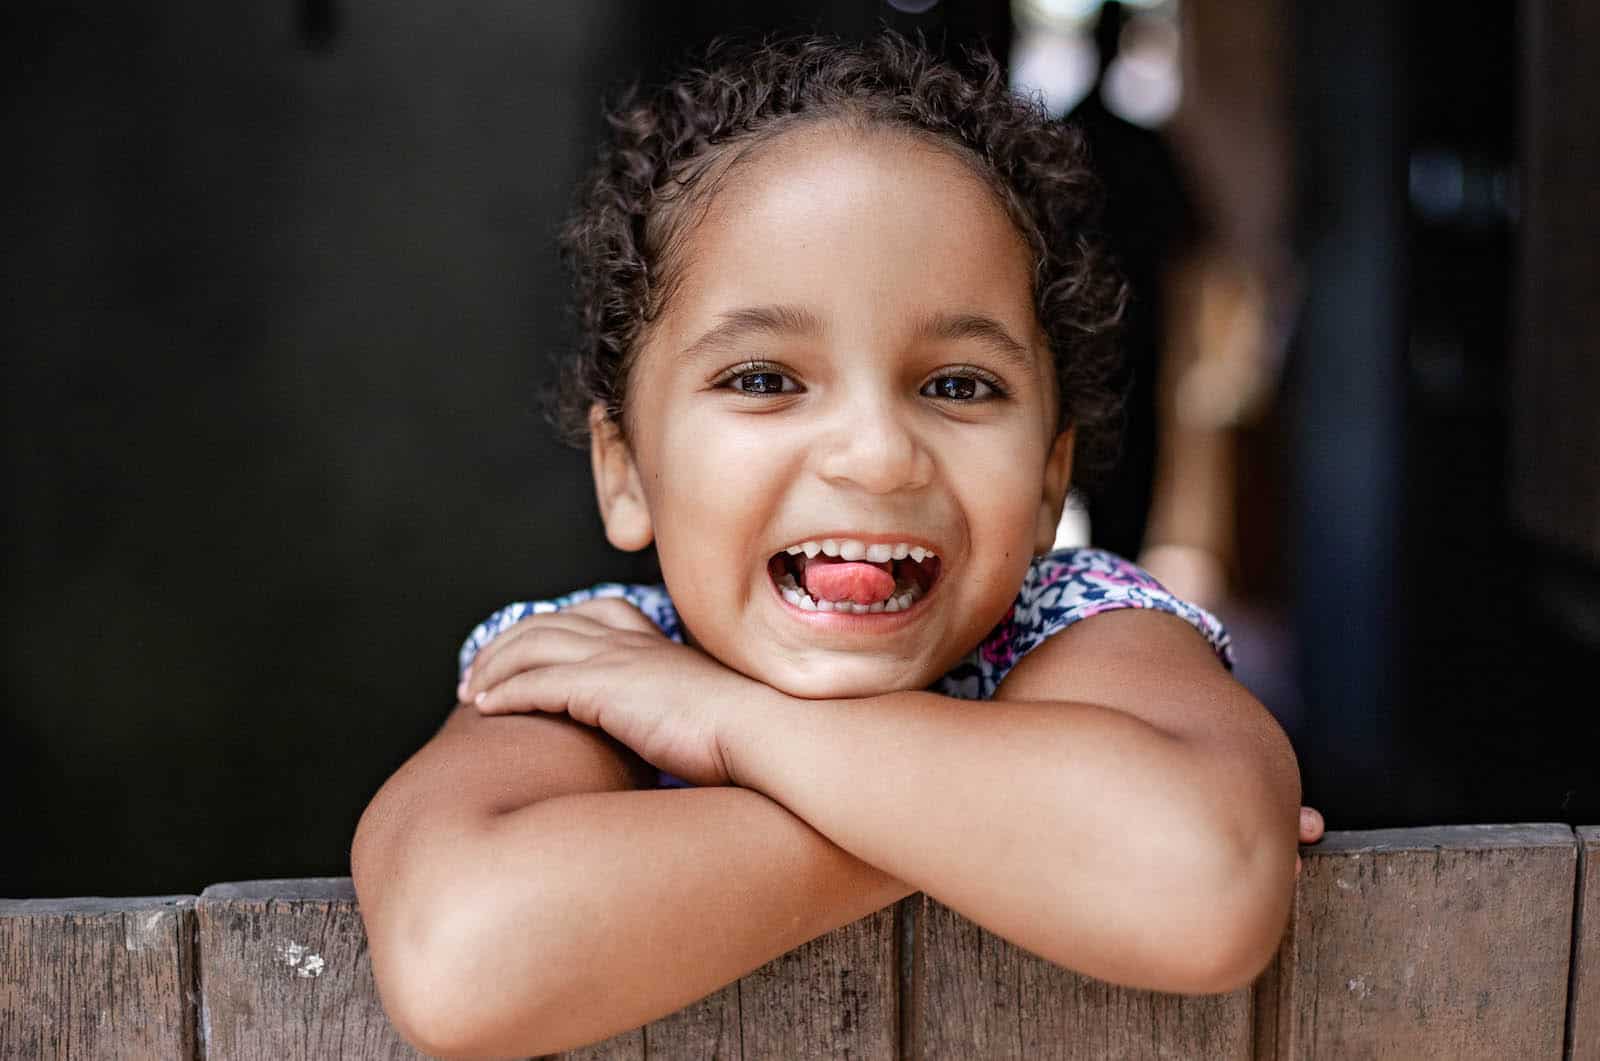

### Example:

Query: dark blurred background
xmin=5 ymin=0 xmax=1597 ymax=898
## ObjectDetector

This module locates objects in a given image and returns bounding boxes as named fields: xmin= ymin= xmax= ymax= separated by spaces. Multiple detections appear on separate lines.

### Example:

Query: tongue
xmin=802 ymin=556 xmax=897 ymax=605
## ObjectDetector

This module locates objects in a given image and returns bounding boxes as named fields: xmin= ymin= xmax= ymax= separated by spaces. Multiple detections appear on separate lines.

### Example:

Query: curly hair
xmin=555 ymin=30 xmax=1128 ymax=488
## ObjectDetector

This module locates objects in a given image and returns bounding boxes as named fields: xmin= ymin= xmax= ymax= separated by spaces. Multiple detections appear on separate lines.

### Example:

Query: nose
xmin=813 ymin=389 xmax=934 ymax=495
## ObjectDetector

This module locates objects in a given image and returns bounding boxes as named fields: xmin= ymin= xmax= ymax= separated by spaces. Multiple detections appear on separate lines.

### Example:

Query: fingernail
xmin=474 ymin=691 xmax=489 ymax=709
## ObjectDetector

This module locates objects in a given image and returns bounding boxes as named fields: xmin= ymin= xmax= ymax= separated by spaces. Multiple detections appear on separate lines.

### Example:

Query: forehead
xmin=650 ymin=124 xmax=1042 ymax=354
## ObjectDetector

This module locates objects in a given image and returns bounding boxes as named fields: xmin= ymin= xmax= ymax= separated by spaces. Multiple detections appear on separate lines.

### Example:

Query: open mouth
xmin=766 ymin=538 xmax=943 ymax=614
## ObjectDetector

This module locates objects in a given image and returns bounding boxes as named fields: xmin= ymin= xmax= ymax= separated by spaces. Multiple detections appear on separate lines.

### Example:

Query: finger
xmin=1295 ymin=854 xmax=1302 ymax=877
xmin=462 ymin=610 xmax=637 ymax=697
xmin=564 ymin=597 xmax=661 ymax=636
xmin=468 ymin=607 xmax=656 ymax=682
xmin=475 ymin=659 xmax=598 ymax=720
xmin=466 ymin=625 xmax=617 ymax=703
xmin=461 ymin=612 xmax=557 ymax=695
xmin=1298 ymin=806 xmax=1325 ymax=843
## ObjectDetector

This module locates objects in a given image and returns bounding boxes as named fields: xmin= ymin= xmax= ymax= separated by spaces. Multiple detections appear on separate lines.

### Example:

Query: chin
xmin=753 ymin=658 xmax=929 ymax=701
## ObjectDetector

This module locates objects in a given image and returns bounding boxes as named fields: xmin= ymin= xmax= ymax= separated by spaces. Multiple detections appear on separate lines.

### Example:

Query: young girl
xmin=352 ymin=32 xmax=1321 ymax=1059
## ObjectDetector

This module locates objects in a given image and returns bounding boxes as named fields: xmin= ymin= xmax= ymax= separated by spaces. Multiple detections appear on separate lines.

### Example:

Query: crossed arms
xmin=351 ymin=601 xmax=1302 ymax=1059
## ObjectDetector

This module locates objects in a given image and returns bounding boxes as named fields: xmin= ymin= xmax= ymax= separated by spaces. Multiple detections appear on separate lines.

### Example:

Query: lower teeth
xmin=778 ymin=574 xmax=922 ymax=613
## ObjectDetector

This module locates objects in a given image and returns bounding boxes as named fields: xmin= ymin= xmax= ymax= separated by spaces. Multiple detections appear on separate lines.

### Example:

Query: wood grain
xmin=1274 ymin=824 xmax=1576 ymax=1060
xmin=0 ymin=894 xmax=197 ymax=1060
xmin=554 ymin=905 xmax=894 ymax=1060
xmin=736 ymin=904 xmax=897 ymax=1061
xmin=11 ymin=826 xmax=1598 ymax=1059
xmin=196 ymin=878 xmax=425 ymax=1060
xmin=1567 ymin=827 xmax=1599 ymax=1061
xmin=908 ymin=894 xmax=1252 ymax=1060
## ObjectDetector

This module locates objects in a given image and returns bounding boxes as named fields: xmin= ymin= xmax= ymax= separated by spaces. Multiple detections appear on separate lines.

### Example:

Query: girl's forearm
xmin=407 ymin=785 xmax=911 ymax=1059
xmin=723 ymin=692 xmax=1295 ymax=994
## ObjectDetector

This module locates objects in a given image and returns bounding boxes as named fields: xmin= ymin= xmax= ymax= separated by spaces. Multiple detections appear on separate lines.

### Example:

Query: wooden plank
xmin=1275 ymin=823 xmax=1575 ymax=1059
xmin=196 ymin=878 xmax=425 ymax=1060
xmin=736 ymin=904 xmax=898 ymax=1060
xmin=909 ymin=894 xmax=1252 ymax=1059
xmin=1567 ymin=826 xmax=1600 ymax=1061
xmin=0 ymin=894 xmax=198 ymax=1060
xmin=640 ymin=984 xmax=739 ymax=1059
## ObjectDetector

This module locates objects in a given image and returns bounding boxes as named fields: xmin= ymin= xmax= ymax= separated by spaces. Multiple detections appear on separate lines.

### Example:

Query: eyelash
xmin=711 ymin=362 xmax=1010 ymax=402
xmin=712 ymin=361 xmax=801 ymax=396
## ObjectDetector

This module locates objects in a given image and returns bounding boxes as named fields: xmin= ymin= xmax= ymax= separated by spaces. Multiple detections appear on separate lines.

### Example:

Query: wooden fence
xmin=4 ymin=823 xmax=1597 ymax=1059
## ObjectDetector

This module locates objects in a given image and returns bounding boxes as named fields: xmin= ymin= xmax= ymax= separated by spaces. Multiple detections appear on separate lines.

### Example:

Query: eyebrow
xmin=680 ymin=304 xmax=825 ymax=362
xmin=911 ymin=311 xmax=1036 ymax=373
xmin=679 ymin=304 xmax=1037 ymax=371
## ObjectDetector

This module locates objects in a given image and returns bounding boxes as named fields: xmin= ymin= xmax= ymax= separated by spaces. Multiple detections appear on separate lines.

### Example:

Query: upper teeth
xmin=784 ymin=538 xmax=936 ymax=562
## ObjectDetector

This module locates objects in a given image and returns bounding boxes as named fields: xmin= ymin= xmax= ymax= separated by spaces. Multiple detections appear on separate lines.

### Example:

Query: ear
xmin=588 ymin=404 xmax=655 ymax=552
xmin=1033 ymin=427 xmax=1076 ymax=555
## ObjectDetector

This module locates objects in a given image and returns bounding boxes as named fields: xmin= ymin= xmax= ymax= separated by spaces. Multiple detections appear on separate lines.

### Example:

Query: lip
xmin=766 ymin=551 xmax=944 ymax=630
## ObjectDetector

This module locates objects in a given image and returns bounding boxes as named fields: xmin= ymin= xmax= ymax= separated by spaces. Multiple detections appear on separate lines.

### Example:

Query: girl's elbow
xmin=378 ymin=885 xmax=595 ymax=1060
xmin=1178 ymin=837 xmax=1296 ymax=994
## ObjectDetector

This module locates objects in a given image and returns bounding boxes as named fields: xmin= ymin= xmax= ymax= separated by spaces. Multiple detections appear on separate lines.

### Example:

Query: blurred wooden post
xmin=1513 ymin=0 xmax=1600 ymax=562
xmin=0 ymin=895 xmax=198 ymax=1059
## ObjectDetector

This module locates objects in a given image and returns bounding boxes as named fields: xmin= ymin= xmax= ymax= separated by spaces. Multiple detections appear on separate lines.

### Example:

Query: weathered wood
xmin=196 ymin=878 xmax=425 ymax=1060
xmin=1567 ymin=826 xmax=1600 ymax=1061
xmin=557 ymin=904 xmax=894 ymax=1060
xmin=0 ymin=894 xmax=198 ymax=1060
xmin=10 ymin=825 xmax=1597 ymax=1058
xmin=641 ymin=983 xmax=739 ymax=1059
xmin=1274 ymin=823 xmax=1575 ymax=1060
xmin=1251 ymin=920 xmax=1291 ymax=1061
xmin=736 ymin=904 xmax=897 ymax=1061
xmin=908 ymin=893 xmax=1252 ymax=1060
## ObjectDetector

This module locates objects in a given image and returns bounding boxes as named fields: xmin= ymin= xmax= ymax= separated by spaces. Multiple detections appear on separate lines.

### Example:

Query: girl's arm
xmin=721 ymin=607 xmax=1302 ymax=996
xmin=351 ymin=706 xmax=910 ymax=1060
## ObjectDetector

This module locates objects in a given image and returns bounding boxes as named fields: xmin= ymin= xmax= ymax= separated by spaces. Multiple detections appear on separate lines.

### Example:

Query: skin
xmin=354 ymin=124 xmax=1321 ymax=1059
xmin=591 ymin=124 xmax=1074 ymax=699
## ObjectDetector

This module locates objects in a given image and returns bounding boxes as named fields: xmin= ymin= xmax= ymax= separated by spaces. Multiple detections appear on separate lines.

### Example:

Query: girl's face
xmin=592 ymin=126 xmax=1075 ymax=698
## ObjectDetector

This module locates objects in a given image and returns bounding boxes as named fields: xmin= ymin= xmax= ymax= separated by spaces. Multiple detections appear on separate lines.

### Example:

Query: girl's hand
xmin=456 ymin=598 xmax=771 ymax=787
xmin=1295 ymin=806 xmax=1325 ymax=876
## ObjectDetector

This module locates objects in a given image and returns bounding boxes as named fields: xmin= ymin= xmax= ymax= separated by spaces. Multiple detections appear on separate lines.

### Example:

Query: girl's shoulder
xmin=457 ymin=582 xmax=681 ymax=678
xmin=933 ymin=547 xmax=1234 ymax=701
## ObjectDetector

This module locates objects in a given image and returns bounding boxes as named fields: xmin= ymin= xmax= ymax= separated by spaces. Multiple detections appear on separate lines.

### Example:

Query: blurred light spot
xmin=1011 ymin=28 xmax=1098 ymax=115
xmin=1016 ymin=0 xmax=1103 ymax=31
xmin=886 ymin=0 xmax=941 ymax=12
xmin=1102 ymin=14 xmax=1181 ymax=127
xmin=1053 ymin=489 xmax=1092 ymax=550
xmin=1409 ymin=150 xmax=1466 ymax=221
xmin=1409 ymin=148 xmax=1513 ymax=229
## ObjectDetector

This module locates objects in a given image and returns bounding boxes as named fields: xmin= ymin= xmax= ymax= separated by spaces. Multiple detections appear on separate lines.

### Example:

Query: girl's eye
xmin=922 ymin=374 xmax=1000 ymax=401
xmin=717 ymin=365 xmax=801 ymax=395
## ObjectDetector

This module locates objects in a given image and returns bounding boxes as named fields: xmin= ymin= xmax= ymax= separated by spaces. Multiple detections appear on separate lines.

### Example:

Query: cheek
xmin=946 ymin=430 xmax=1049 ymax=533
xmin=644 ymin=416 xmax=796 ymax=593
